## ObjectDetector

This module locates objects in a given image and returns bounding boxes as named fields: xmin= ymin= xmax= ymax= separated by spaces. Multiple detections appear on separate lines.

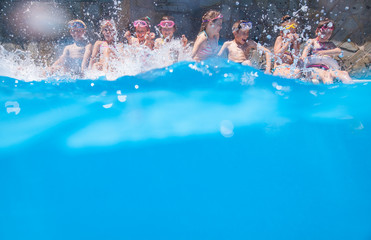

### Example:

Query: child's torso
xmin=227 ymin=41 xmax=252 ymax=63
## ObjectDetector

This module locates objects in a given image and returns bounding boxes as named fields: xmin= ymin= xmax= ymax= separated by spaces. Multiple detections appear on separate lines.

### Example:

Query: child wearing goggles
xmin=301 ymin=19 xmax=353 ymax=84
xmin=154 ymin=16 xmax=188 ymax=49
xmin=192 ymin=10 xmax=223 ymax=61
xmin=125 ymin=16 xmax=155 ymax=50
xmin=272 ymin=15 xmax=301 ymax=79
xmin=48 ymin=19 xmax=92 ymax=77
xmin=218 ymin=20 xmax=272 ymax=74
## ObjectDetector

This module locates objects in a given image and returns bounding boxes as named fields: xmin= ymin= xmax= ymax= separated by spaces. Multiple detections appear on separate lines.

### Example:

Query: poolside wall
xmin=0 ymin=0 xmax=369 ymax=76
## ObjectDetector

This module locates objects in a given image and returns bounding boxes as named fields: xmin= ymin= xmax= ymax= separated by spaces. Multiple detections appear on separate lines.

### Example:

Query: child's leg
xmin=310 ymin=68 xmax=332 ymax=84
xmin=329 ymin=70 xmax=353 ymax=84
xmin=288 ymin=68 xmax=301 ymax=79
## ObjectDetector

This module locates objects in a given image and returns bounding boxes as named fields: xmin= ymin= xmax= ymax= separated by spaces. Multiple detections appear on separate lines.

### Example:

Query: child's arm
xmin=51 ymin=46 xmax=68 ymax=70
xmin=144 ymin=32 xmax=155 ymax=50
xmin=191 ymin=34 xmax=207 ymax=60
xmin=181 ymin=35 xmax=188 ymax=47
xmin=273 ymin=36 xmax=291 ymax=55
xmin=217 ymin=41 xmax=230 ymax=58
xmin=256 ymin=43 xmax=272 ymax=74
xmin=154 ymin=38 xmax=162 ymax=49
xmin=81 ymin=43 xmax=93 ymax=72
xmin=124 ymin=31 xmax=133 ymax=45
xmin=102 ymin=46 xmax=111 ymax=73
xmin=89 ymin=41 xmax=101 ymax=69
xmin=301 ymin=39 xmax=314 ymax=59
xmin=315 ymin=43 xmax=342 ymax=57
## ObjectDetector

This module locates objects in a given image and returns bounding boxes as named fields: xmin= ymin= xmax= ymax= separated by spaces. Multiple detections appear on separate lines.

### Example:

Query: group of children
xmin=49 ymin=10 xmax=353 ymax=84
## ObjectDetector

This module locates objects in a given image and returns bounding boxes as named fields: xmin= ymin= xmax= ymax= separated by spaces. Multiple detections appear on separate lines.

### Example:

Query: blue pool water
xmin=1 ymin=60 xmax=371 ymax=239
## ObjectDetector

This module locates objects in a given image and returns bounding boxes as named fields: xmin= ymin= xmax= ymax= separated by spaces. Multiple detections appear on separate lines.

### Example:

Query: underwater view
xmin=1 ymin=0 xmax=371 ymax=239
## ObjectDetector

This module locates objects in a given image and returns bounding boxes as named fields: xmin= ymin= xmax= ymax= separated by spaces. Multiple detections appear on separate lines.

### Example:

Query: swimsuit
xmin=306 ymin=38 xmax=340 ymax=70
xmin=197 ymin=31 xmax=219 ymax=59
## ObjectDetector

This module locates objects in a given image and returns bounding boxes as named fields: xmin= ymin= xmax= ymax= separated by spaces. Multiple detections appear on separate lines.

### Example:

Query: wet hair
xmin=158 ymin=16 xmax=176 ymax=31
xmin=316 ymin=18 xmax=335 ymax=34
xmin=100 ymin=19 xmax=116 ymax=33
xmin=199 ymin=10 xmax=222 ymax=34
xmin=68 ymin=19 xmax=86 ymax=29
xmin=232 ymin=20 xmax=250 ymax=33
xmin=279 ymin=15 xmax=298 ymax=36
xmin=281 ymin=15 xmax=292 ymax=24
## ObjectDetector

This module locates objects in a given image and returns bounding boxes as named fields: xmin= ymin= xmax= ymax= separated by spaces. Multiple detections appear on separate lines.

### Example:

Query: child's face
xmin=102 ymin=26 xmax=116 ymax=41
xmin=282 ymin=23 xmax=297 ymax=36
xmin=161 ymin=27 xmax=175 ymax=39
xmin=318 ymin=28 xmax=333 ymax=41
xmin=234 ymin=29 xmax=249 ymax=45
xmin=136 ymin=26 xmax=149 ymax=40
xmin=70 ymin=28 xmax=85 ymax=41
xmin=207 ymin=19 xmax=222 ymax=35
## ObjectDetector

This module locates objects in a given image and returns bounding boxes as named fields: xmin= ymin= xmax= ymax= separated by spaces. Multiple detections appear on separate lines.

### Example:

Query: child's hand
xmin=181 ymin=35 xmax=188 ymax=47
xmin=124 ymin=31 xmax=132 ymax=40
xmin=145 ymin=32 xmax=155 ymax=41
xmin=287 ymin=33 xmax=295 ymax=41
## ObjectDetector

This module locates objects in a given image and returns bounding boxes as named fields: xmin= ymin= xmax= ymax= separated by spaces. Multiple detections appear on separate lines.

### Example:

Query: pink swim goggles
xmin=320 ymin=24 xmax=335 ymax=31
xmin=133 ymin=20 xmax=149 ymax=28
xmin=203 ymin=14 xmax=223 ymax=23
xmin=158 ymin=20 xmax=175 ymax=28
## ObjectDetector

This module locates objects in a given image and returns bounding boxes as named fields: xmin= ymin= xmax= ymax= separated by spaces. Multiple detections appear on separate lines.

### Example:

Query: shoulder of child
xmin=196 ymin=32 xmax=208 ymax=41
xmin=222 ymin=40 xmax=233 ymax=46
xmin=246 ymin=40 xmax=257 ymax=48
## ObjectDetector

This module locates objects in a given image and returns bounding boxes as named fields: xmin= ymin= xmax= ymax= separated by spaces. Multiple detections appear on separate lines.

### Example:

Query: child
xmin=154 ymin=16 xmax=188 ymax=49
xmin=48 ymin=20 xmax=92 ymax=76
xmin=301 ymin=19 xmax=353 ymax=84
xmin=125 ymin=17 xmax=155 ymax=50
xmin=89 ymin=20 xmax=122 ymax=72
xmin=192 ymin=10 xmax=223 ymax=61
xmin=273 ymin=16 xmax=301 ymax=78
xmin=218 ymin=20 xmax=272 ymax=74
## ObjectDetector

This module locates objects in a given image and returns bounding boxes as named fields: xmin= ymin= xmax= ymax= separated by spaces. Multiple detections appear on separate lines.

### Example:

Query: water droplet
xmin=345 ymin=6 xmax=349 ymax=10
xmin=5 ymin=101 xmax=20 ymax=115
xmin=118 ymin=95 xmax=127 ymax=102
xmin=135 ymin=85 xmax=139 ymax=89
xmin=236 ymin=1 xmax=240 ymax=5
xmin=103 ymin=103 xmax=113 ymax=108
xmin=220 ymin=120 xmax=234 ymax=138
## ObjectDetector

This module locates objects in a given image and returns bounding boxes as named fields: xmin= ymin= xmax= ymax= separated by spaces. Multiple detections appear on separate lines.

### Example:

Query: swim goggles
xmin=320 ymin=24 xmax=335 ymax=31
xmin=158 ymin=20 xmax=175 ymax=28
xmin=68 ymin=21 xmax=86 ymax=29
xmin=133 ymin=20 xmax=149 ymax=28
xmin=232 ymin=21 xmax=252 ymax=32
xmin=284 ymin=23 xmax=297 ymax=30
xmin=203 ymin=14 xmax=223 ymax=23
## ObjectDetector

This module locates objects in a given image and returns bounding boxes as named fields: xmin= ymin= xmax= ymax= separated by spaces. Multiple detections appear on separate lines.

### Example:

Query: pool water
xmin=1 ymin=59 xmax=371 ymax=239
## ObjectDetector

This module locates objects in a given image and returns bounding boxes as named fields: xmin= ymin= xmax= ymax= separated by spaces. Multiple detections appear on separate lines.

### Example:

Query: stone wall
xmin=0 ymin=0 xmax=369 ymax=77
